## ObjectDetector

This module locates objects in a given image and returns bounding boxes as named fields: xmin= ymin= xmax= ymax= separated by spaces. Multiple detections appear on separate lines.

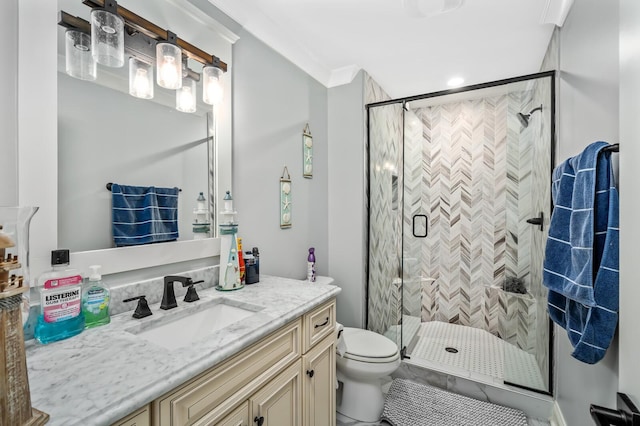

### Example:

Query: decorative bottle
xmin=218 ymin=191 xmax=242 ymax=290
xmin=307 ymin=247 xmax=316 ymax=282
xmin=237 ymin=237 xmax=245 ymax=285
xmin=192 ymin=192 xmax=210 ymax=239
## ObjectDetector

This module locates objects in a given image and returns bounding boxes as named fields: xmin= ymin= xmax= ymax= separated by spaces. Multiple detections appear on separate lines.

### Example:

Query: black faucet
xmin=161 ymin=276 xmax=194 ymax=310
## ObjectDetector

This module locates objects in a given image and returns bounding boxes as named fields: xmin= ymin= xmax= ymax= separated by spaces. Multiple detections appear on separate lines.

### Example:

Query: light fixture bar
xmin=81 ymin=0 xmax=227 ymax=72
xmin=59 ymin=11 xmax=203 ymax=81
xmin=59 ymin=11 xmax=91 ymax=34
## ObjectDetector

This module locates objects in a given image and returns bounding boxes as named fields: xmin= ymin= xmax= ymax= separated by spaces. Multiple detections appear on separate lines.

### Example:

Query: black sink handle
xmin=123 ymin=295 xmax=152 ymax=319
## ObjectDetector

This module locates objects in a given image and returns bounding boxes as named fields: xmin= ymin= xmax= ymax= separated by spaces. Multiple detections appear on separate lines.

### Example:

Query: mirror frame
xmin=19 ymin=0 xmax=237 ymax=277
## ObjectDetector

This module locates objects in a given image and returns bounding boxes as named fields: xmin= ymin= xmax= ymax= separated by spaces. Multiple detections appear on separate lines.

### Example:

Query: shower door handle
xmin=412 ymin=214 xmax=428 ymax=238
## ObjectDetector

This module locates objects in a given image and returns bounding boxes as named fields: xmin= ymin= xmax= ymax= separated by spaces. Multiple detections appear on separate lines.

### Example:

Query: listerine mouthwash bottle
xmin=34 ymin=249 xmax=85 ymax=344
xmin=82 ymin=265 xmax=110 ymax=328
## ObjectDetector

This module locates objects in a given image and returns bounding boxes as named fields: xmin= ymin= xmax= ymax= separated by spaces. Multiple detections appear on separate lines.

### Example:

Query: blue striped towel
xmin=111 ymin=184 xmax=180 ymax=247
xmin=543 ymin=141 xmax=619 ymax=364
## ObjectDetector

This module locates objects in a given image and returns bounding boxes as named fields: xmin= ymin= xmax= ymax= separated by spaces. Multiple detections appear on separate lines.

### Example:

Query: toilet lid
xmin=342 ymin=327 xmax=399 ymax=359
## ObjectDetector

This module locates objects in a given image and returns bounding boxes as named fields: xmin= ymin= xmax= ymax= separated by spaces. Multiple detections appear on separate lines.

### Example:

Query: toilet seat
xmin=342 ymin=327 xmax=400 ymax=363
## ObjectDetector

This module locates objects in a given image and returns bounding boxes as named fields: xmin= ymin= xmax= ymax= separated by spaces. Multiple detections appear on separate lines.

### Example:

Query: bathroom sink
xmin=126 ymin=299 xmax=263 ymax=350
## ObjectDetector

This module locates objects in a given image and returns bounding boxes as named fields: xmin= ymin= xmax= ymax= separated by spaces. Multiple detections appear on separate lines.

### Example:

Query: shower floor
xmin=399 ymin=318 xmax=545 ymax=391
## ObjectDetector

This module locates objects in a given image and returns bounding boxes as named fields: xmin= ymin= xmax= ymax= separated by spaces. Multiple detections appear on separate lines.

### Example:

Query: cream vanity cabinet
xmin=118 ymin=298 xmax=337 ymax=426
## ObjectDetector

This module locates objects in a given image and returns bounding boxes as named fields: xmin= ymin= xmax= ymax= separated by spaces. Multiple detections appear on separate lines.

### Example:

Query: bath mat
xmin=381 ymin=379 xmax=528 ymax=426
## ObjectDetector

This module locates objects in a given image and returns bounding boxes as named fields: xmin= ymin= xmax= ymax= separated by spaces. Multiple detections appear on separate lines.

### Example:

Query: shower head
xmin=517 ymin=105 xmax=543 ymax=128
xmin=517 ymin=112 xmax=530 ymax=128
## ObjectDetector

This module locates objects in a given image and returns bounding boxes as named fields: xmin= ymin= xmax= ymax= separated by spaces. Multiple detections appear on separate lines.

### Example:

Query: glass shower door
xmin=397 ymin=76 xmax=553 ymax=393
xmin=367 ymin=103 xmax=405 ymax=352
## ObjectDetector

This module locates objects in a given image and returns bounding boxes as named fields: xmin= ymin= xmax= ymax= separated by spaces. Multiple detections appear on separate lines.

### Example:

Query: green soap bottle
xmin=82 ymin=265 xmax=110 ymax=328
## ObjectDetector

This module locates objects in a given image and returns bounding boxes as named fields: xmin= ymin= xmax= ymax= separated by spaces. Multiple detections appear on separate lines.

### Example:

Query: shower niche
xmin=367 ymin=72 xmax=554 ymax=394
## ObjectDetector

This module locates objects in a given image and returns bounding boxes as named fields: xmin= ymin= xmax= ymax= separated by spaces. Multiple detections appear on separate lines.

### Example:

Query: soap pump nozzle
xmin=88 ymin=265 xmax=102 ymax=282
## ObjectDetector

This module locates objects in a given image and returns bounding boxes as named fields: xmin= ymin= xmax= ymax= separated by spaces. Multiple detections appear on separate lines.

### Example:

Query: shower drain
xmin=445 ymin=347 xmax=459 ymax=354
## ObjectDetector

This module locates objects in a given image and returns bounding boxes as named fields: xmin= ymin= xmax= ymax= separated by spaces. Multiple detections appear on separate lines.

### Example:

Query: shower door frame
xmin=365 ymin=70 xmax=557 ymax=397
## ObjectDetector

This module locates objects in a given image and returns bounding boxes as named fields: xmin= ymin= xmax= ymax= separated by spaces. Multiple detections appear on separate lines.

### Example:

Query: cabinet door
xmin=250 ymin=360 xmax=301 ymax=426
xmin=217 ymin=401 xmax=249 ymax=426
xmin=303 ymin=334 xmax=336 ymax=426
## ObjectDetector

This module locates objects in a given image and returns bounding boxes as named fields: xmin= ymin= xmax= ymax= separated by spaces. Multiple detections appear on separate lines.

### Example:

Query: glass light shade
xmin=65 ymin=30 xmax=96 ymax=81
xmin=90 ymin=9 xmax=124 ymax=67
xmin=176 ymin=77 xmax=196 ymax=113
xmin=156 ymin=43 xmax=182 ymax=90
xmin=129 ymin=57 xmax=154 ymax=99
xmin=202 ymin=66 xmax=224 ymax=105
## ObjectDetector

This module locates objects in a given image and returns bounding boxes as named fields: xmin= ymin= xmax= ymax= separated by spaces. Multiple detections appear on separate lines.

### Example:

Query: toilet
xmin=336 ymin=327 xmax=401 ymax=422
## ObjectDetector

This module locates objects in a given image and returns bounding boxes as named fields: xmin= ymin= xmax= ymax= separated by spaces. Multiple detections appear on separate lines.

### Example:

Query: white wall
xmin=0 ymin=0 xmax=18 ymax=206
xmin=618 ymin=0 xmax=640 ymax=405
xmin=18 ymin=0 xmax=58 ymax=274
xmin=232 ymin=30 xmax=329 ymax=280
xmin=554 ymin=0 xmax=620 ymax=424
xmin=328 ymin=72 xmax=366 ymax=328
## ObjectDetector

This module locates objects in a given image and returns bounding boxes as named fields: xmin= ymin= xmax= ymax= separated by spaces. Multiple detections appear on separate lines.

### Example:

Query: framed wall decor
xmin=280 ymin=166 xmax=292 ymax=228
xmin=303 ymin=123 xmax=313 ymax=178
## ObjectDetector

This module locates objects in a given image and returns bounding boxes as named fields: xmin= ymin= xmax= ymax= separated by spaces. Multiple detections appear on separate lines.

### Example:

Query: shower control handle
xmin=526 ymin=212 xmax=544 ymax=232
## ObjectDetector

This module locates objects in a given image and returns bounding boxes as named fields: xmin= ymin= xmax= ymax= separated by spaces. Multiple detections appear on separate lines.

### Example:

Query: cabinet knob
xmin=306 ymin=369 xmax=314 ymax=378
xmin=254 ymin=415 xmax=264 ymax=426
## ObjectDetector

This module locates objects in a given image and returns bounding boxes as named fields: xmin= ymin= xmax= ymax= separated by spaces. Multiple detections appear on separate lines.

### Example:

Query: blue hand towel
xmin=111 ymin=184 xmax=180 ymax=247
xmin=543 ymin=141 xmax=619 ymax=364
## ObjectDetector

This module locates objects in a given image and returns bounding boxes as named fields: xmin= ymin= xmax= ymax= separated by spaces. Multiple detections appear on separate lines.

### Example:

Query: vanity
xmin=25 ymin=276 xmax=339 ymax=426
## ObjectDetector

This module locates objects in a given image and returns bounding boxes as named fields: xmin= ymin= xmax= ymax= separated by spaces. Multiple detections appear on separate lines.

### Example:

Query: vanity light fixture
xmin=202 ymin=65 xmax=224 ymax=106
xmin=59 ymin=0 xmax=228 ymax=103
xmin=129 ymin=57 xmax=154 ymax=99
xmin=65 ymin=29 xmax=96 ymax=81
xmin=90 ymin=0 xmax=124 ymax=67
xmin=176 ymin=76 xmax=197 ymax=113
xmin=156 ymin=31 xmax=182 ymax=90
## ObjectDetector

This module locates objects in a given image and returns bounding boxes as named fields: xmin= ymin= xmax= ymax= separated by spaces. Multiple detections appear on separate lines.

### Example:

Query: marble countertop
xmin=25 ymin=275 xmax=340 ymax=426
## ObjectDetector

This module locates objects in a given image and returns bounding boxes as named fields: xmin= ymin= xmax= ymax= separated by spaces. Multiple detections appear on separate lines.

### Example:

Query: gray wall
xmin=555 ymin=0 xmax=620 ymax=424
xmin=0 ymin=0 xmax=18 ymax=206
xmin=618 ymin=0 xmax=640 ymax=404
xmin=232 ymin=30 xmax=329 ymax=281
xmin=58 ymin=74 xmax=209 ymax=251
xmin=327 ymin=72 xmax=366 ymax=328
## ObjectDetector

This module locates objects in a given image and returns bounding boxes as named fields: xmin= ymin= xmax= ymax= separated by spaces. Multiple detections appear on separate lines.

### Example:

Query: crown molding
xmin=540 ymin=0 xmax=574 ymax=27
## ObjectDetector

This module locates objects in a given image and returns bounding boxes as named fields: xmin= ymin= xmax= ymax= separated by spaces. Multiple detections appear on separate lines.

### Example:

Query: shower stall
xmin=366 ymin=72 xmax=554 ymax=394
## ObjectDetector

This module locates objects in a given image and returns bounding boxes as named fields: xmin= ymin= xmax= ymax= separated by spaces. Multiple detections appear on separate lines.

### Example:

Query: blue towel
xmin=111 ymin=184 xmax=179 ymax=247
xmin=543 ymin=141 xmax=619 ymax=364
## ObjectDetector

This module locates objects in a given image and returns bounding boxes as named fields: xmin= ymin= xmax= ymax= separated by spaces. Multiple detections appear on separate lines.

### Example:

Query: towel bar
xmin=106 ymin=183 xmax=182 ymax=192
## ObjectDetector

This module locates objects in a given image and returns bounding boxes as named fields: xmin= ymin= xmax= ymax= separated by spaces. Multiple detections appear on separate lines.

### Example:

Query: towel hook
xmin=526 ymin=212 xmax=544 ymax=232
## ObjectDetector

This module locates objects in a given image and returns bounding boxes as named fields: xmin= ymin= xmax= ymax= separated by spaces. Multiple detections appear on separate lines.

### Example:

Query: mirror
xmin=57 ymin=71 xmax=212 ymax=251
xmin=18 ymin=0 xmax=236 ymax=275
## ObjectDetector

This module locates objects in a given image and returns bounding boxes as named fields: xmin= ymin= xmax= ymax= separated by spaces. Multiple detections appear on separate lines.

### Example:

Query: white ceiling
xmin=206 ymin=0 xmax=572 ymax=99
